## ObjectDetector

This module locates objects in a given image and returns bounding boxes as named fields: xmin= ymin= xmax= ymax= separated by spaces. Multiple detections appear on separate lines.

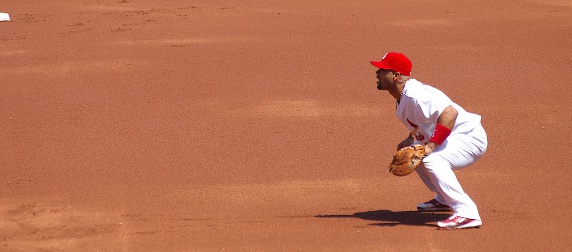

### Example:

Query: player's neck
xmin=389 ymin=77 xmax=409 ymax=101
xmin=389 ymin=84 xmax=405 ymax=101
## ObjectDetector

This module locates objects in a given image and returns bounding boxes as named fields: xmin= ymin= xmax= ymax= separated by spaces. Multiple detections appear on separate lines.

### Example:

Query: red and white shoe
xmin=417 ymin=199 xmax=453 ymax=212
xmin=437 ymin=215 xmax=482 ymax=229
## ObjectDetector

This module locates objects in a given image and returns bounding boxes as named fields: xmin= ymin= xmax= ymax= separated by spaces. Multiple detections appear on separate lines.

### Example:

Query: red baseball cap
xmin=370 ymin=52 xmax=412 ymax=76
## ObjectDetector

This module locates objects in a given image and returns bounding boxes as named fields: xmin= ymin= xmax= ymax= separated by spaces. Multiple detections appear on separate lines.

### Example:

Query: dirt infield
xmin=1 ymin=0 xmax=571 ymax=251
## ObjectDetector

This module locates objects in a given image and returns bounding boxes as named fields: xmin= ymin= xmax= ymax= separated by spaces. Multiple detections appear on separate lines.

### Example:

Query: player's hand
xmin=424 ymin=142 xmax=437 ymax=155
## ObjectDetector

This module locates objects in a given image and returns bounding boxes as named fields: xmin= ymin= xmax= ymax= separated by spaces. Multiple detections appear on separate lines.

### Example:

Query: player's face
xmin=375 ymin=68 xmax=395 ymax=90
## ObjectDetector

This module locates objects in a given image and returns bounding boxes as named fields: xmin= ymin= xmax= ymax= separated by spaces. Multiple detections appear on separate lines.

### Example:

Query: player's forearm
xmin=426 ymin=106 xmax=458 ymax=154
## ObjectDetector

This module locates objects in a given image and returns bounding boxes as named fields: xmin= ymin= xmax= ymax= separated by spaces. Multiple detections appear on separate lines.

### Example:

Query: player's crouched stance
xmin=371 ymin=52 xmax=488 ymax=229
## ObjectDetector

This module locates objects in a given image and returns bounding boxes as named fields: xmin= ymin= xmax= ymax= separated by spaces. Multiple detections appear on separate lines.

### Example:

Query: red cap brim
xmin=370 ymin=60 xmax=391 ymax=70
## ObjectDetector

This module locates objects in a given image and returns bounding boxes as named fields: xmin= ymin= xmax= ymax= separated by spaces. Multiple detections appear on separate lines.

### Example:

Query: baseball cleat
xmin=417 ymin=199 xmax=453 ymax=212
xmin=437 ymin=215 xmax=482 ymax=229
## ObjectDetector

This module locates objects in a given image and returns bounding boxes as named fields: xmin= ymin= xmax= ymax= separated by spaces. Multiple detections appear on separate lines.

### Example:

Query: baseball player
xmin=371 ymin=52 xmax=488 ymax=229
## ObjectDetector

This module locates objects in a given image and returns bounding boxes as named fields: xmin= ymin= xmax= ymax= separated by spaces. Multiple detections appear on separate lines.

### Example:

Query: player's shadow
xmin=316 ymin=210 xmax=449 ymax=227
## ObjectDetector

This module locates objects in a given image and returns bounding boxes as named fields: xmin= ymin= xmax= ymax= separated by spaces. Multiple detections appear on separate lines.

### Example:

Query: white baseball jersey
xmin=396 ymin=79 xmax=482 ymax=145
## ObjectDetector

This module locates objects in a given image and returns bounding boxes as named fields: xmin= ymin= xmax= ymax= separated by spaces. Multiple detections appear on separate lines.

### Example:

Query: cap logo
xmin=382 ymin=53 xmax=388 ymax=60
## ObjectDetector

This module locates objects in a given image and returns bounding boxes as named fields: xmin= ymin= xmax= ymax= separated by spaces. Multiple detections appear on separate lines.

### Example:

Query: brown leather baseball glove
xmin=388 ymin=145 xmax=426 ymax=176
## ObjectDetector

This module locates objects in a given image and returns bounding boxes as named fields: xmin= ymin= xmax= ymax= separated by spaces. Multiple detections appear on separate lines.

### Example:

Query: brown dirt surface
xmin=1 ymin=0 xmax=571 ymax=251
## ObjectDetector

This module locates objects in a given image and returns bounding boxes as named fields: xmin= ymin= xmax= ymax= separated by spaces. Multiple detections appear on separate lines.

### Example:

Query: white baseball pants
xmin=415 ymin=124 xmax=488 ymax=220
